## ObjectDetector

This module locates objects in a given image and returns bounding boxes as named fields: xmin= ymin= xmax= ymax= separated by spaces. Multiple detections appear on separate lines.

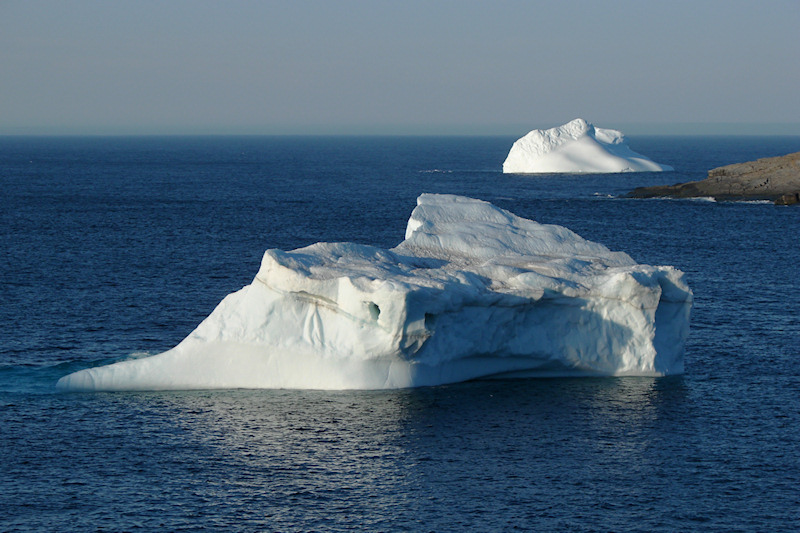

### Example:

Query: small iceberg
xmin=58 ymin=194 xmax=691 ymax=391
xmin=503 ymin=118 xmax=673 ymax=174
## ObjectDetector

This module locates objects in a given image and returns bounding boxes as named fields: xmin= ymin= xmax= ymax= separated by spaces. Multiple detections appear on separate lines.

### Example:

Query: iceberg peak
xmin=503 ymin=119 xmax=673 ymax=174
xmin=57 ymin=194 xmax=691 ymax=392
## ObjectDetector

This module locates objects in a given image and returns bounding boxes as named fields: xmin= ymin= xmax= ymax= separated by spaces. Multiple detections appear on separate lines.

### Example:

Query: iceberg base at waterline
xmin=57 ymin=194 xmax=692 ymax=391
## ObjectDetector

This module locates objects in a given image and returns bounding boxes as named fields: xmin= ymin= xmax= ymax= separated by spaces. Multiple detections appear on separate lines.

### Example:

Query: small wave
xmin=636 ymin=196 xmax=775 ymax=205
xmin=630 ymin=196 xmax=712 ymax=203
xmin=736 ymin=199 xmax=773 ymax=205
xmin=691 ymin=197 xmax=776 ymax=205
xmin=419 ymin=169 xmax=453 ymax=174
xmin=689 ymin=197 xmax=717 ymax=203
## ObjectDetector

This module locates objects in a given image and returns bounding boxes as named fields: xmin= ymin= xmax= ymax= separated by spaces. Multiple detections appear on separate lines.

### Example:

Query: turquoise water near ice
xmin=1 ymin=136 xmax=798 ymax=531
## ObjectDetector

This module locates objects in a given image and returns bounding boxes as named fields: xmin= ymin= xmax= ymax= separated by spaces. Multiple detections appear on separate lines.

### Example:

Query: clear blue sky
xmin=2 ymin=0 xmax=798 ymax=135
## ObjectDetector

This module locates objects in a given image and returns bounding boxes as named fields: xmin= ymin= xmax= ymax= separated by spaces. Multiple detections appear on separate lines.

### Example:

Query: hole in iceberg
xmin=368 ymin=302 xmax=381 ymax=321
xmin=424 ymin=313 xmax=437 ymax=330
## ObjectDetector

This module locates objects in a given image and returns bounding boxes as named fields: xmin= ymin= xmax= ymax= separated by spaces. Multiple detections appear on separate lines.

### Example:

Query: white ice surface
xmin=57 ymin=194 xmax=692 ymax=391
xmin=503 ymin=118 xmax=673 ymax=174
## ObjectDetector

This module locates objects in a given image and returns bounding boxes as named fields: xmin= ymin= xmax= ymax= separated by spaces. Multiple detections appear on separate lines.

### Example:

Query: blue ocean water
xmin=1 ymin=135 xmax=799 ymax=531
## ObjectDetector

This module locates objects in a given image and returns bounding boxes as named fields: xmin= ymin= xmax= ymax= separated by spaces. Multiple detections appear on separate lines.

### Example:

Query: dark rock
xmin=775 ymin=193 xmax=800 ymax=205
xmin=627 ymin=151 xmax=800 ymax=201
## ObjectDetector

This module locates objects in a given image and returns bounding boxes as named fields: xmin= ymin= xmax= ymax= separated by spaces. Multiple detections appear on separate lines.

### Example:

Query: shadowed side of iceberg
xmin=57 ymin=194 xmax=691 ymax=392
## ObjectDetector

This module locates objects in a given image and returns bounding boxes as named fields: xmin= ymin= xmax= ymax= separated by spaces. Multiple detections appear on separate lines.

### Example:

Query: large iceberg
xmin=57 ymin=194 xmax=691 ymax=392
xmin=503 ymin=118 xmax=673 ymax=174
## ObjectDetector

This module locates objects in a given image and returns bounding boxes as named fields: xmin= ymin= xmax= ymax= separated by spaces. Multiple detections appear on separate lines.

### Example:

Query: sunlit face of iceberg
xmin=503 ymin=118 xmax=673 ymax=174
xmin=57 ymin=194 xmax=691 ymax=391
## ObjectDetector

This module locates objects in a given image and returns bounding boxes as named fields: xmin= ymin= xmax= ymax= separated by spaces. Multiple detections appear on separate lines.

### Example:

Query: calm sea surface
xmin=1 ymin=135 xmax=799 ymax=531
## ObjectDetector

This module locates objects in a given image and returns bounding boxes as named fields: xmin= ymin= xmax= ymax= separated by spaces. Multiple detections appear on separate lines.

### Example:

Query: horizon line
xmin=2 ymin=122 xmax=800 ymax=137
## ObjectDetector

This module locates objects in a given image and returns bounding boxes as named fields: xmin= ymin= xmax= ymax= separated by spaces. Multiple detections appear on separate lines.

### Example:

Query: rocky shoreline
xmin=628 ymin=151 xmax=800 ymax=204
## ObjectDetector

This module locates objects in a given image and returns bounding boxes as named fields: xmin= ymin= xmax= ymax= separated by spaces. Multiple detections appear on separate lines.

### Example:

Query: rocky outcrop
xmin=775 ymin=193 xmax=800 ymax=205
xmin=628 ymin=151 xmax=800 ymax=203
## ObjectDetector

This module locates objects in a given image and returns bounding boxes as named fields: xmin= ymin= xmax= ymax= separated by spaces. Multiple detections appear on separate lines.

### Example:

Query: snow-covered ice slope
xmin=503 ymin=118 xmax=673 ymax=174
xmin=57 ymin=194 xmax=691 ymax=391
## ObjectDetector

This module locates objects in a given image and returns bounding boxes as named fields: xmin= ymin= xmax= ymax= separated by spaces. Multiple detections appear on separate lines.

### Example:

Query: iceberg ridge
xmin=57 ymin=194 xmax=692 ymax=391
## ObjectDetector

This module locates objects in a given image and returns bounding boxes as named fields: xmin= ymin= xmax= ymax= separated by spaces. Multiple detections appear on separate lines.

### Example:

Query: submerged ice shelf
xmin=58 ymin=194 xmax=692 ymax=391
xmin=503 ymin=118 xmax=673 ymax=174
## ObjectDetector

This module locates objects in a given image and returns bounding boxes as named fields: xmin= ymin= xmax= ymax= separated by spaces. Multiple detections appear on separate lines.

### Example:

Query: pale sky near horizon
xmin=1 ymin=0 xmax=799 ymax=135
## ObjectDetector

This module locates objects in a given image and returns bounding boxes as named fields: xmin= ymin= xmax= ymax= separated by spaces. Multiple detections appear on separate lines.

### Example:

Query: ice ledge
xmin=57 ymin=194 xmax=691 ymax=391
